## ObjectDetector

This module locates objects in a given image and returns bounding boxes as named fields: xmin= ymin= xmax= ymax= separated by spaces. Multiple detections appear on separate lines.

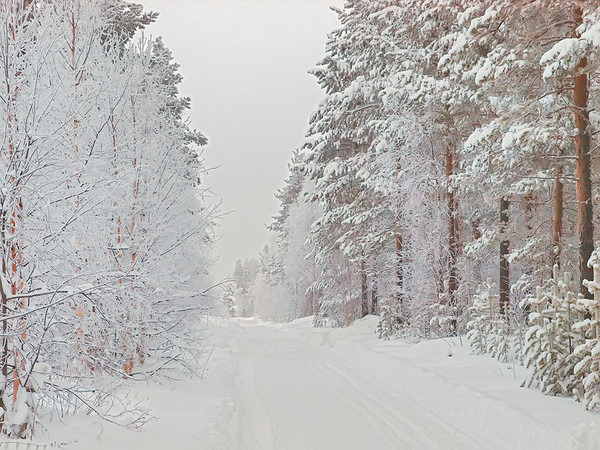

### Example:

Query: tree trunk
xmin=446 ymin=145 xmax=459 ymax=307
xmin=574 ymin=5 xmax=594 ymax=298
xmin=552 ymin=167 xmax=564 ymax=271
xmin=360 ymin=258 xmax=368 ymax=318
xmin=312 ymin=289 xmax=319 ymax=318
xmin=345 ymin=258 xmax=352 ymax=325
xmin=110 ymin=115 xmax=134 ymax=376
xmin=371 ymin=271 xmax=378 ymax=315
xmin=499 ymin=197 xmax=510 ymax=315
xmin=6 ymin=4 xmax=27 ymax=414
xmin=131 ymin=95 xmax=144 ymax=366
xmin=524 ymin=193 xmax=534 ymax=235
xmin=471 ymin=219 xmax=483 ymax=284
xmin=395 ymin=234 xmax=404 ymax=304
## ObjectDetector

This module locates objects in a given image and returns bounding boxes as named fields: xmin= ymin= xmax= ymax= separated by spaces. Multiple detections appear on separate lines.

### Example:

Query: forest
xmin=6 ymin=0 xmax=600 ymax=444
xmin=228 ymin=0 xmax=600 ymax=413
xmin=0 ymin=0 xmax=217 ymax=438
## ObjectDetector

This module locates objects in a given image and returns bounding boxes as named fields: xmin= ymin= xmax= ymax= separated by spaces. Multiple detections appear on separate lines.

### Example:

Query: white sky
xmin=139 ymin=0 xmax=341 ymax=280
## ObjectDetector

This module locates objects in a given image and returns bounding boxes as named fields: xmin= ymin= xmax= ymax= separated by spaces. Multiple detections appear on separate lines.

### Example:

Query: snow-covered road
xmin=47 ymin=316 xmax=600 ymax=449
xmin=228 ymin=320 xmax=496 ymax=449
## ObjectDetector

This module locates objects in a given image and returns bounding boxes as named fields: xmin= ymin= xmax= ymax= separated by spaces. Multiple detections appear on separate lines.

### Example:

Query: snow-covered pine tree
xmin=444 ymin=1 xmax=600 ymax=307
xmin=523 ymin=268 xmax=587 ymax=396
xmin=299 ymin=1 xmax=390 ymax=325
xmin=269 ymin=156 xmax=322 ymax=319
xmin=467 ymin=280 xmax=497 ymax=356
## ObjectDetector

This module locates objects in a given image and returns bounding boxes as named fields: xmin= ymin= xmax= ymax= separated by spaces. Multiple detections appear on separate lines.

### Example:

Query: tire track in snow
xmin=343 ymin=342 xmax=574 ymax=449
xmin=324 ymin=356 xmax=504 ymax=449
xmin=231 ymin=334 xmax=277 ymax=450
xmin=310 ymin=355 xmax=428 ymax=449
xmin=227 ymin=320 xmax=540 ymax=449
xmin=231 ymin=323 xmax=420 ymax=449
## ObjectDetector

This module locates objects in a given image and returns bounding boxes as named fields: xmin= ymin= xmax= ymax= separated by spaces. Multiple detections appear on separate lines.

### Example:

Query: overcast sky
xmin=139 ymin=0 xmax=341 ymax=280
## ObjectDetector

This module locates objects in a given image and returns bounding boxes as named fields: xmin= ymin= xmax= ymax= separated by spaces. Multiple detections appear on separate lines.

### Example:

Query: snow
xmin=541 ymin=38 xmax=585 ymax=79
xmin=38 ymin=316 xmax=600 ymax=449
xmin=475 ymin=58 xmax=494 ymax=85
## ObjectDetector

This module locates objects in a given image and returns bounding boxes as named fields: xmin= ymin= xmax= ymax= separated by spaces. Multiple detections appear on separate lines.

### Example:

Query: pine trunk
xmin=360 ymin=259 xmax=368 ymax=318
xmin=552 ymin=168 xmax=564 ymax=271
xmin=371 ymin=271 xmax=378 ymax=315
xmin=525 ymin=193 xmax=534 ymax=235
xmin=499 ymin=197 xmax=510 ymax=315
xmin=446 ymin=145 xmax=459 ymax=307
xmin=574 ymin=6 xmax=594 ymax=298
xmin=471 ymin=220 xmax=482 ymax=284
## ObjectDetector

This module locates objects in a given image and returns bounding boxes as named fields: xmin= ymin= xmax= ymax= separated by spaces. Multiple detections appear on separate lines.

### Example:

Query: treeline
xmin=0 ymin=0 xmax=215 ymax=437
xmin=231 ymin=0 xmax=600 ymax=405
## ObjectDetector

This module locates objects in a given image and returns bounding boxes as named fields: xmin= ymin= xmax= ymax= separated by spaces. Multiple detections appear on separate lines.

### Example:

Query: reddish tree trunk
xmin=5 ymin=3 xmax=28 ymax=408
xmin=574 ymin=6 xmax=594 ymax=298
xmin=446 ymin=145 xmax=459 ymax=307
xmin=552 ymin=168 xmax=564 ymax=271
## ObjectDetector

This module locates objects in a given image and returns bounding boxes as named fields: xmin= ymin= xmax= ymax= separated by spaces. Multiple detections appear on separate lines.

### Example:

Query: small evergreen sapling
xmin=466 ymin=280 xmax=497 ymax=356
xmin=377 ymin=298 xmax=406 ymax=340
xmin=522 ymin=269 xmax=586 ymax=396
xmin=576 ymin=264 xmax=600 ymax=409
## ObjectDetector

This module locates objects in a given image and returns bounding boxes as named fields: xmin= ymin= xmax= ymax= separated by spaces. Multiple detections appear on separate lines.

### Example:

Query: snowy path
xmin=198 ymin=316 xmax=600 ymax=449
xmin=229 ymin=322 xmax=496 ymax=449
xmin=45 ymin=316 xmax=600 ymax=449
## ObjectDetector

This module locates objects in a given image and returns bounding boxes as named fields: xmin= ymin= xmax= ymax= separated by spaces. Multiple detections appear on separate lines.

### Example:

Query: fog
xmin=139 ymin=0 xmax=341 ymax=279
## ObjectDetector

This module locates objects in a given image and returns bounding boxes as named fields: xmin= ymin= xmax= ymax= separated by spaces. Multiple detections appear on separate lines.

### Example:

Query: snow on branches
xmin=237 ymin=0 xmax=600 ymax=415
xmin=0 ymin=0 xmax=216 ymax=437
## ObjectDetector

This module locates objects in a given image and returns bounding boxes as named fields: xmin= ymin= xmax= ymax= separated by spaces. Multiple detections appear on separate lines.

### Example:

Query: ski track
xmin=318 ymin=356 xmax=502 ymax=449
xmin=311 ymin=355 xmax=427 ymax=449
xmin=49 ymin=317 xmax=600 ymax=449
xmin=235 ymin=344 xmax=277 ymax=449
xmin=337 ymin=341 xmax=578 ymax=449
xmin=225 ymin=320 xmax=514 ymax=450
xmin=230 ymin=325 xmax=402 ymax=449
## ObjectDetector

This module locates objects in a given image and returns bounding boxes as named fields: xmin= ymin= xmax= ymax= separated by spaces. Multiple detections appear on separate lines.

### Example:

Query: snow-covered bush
xmin=429 ymin=302 xmax=458 ymax=337
xmin=522 ymin=271 xmax=587 ymax=397
xmin=573 ymin=265 xmax=600 ymax=409
xmin=377 ymin=298 xmax=405 ymax=340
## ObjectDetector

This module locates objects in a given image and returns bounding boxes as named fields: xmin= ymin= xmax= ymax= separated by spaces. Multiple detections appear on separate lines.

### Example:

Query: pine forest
xmin=231 ymin=0 xmax=600 ymax=422
xmin=5 ymin=0 xmax=600 ymax=448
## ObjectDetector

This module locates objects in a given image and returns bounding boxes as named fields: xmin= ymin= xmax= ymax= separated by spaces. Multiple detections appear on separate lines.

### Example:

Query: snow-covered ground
xmin=38 ymin=316 xmax=600 ymax=449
